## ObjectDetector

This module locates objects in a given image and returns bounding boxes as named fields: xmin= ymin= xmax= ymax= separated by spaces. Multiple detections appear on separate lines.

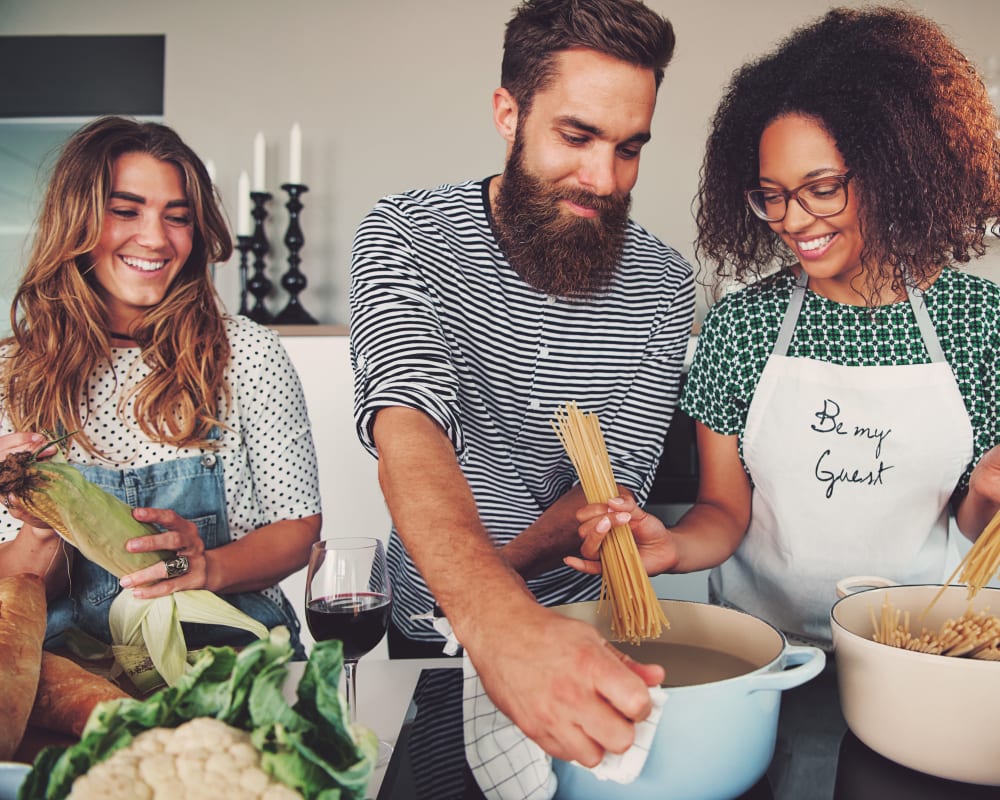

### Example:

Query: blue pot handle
xmin=744 ymin=645 xmax=826 ymax=693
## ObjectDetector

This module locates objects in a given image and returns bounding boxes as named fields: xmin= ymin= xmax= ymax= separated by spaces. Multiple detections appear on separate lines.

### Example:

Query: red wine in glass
xmin=305 ymin=537 xmax=394 ymax=766
xmin=306 ymin=592 xmax=391 ymax=660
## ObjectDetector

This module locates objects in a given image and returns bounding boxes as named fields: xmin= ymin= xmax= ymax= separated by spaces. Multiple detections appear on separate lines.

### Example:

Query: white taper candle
xmin=237 ymin=171 xmax=251 ymax=236
xmin=252 ymin=132 xmax=266 ymax=191
xmin=289 ymin=122 xmax=302 ymax=184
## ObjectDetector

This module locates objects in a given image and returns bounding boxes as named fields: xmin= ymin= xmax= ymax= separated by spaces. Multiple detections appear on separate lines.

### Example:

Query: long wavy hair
xmin=2 ymin=116 xmax=234 ymax=457
xmin=695 ymin=6 xmax=1000 ymax=305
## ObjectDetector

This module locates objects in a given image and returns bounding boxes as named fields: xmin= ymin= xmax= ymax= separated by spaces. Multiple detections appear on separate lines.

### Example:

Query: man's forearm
xmin=372 ymin=407 xmax=532 ymax=640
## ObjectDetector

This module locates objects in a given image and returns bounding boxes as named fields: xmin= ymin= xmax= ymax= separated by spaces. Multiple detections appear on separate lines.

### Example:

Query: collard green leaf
xmin=16 ymin=745 xmax=62 ymax=799
xmin=294 ymin=636 xmax=355 ymax=757
xmin=171 ymin=646 xmax=239 ymax=720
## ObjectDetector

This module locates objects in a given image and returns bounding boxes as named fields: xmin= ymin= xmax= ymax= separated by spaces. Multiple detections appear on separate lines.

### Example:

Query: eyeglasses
xmin=745 ymin=172 xmax=855 ymax=222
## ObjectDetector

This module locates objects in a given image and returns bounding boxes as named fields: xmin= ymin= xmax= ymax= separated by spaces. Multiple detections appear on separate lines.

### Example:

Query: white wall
xmin=2 ymin=0 xmax=997 ymax=324
xmin=280 ymin=334 xmax=389 ymax=537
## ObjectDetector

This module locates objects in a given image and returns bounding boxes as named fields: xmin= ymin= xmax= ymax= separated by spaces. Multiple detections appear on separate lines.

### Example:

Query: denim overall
xmin=46 ymin=445 xmax=305 ymax=658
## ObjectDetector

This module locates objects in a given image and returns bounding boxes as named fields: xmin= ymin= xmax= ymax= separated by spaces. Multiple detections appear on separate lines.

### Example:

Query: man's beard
xmin=492 ymin=138 xmax=631 ymax=300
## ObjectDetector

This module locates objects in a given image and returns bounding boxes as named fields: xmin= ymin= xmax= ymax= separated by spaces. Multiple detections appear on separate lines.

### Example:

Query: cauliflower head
xmin=68 ymin=717 xmax=303 ymax=800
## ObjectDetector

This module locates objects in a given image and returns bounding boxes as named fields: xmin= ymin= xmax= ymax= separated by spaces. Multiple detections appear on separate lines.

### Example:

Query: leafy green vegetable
xmin=18 ymin=628 xmax=377 ymax=800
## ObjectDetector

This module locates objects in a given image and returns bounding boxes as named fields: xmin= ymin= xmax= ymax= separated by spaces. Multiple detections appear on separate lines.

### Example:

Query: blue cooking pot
xmin=550 ymin=599 xmax=825 ymax=800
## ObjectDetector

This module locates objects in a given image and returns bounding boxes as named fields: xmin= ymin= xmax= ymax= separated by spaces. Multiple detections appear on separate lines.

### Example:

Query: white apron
xmin=709 ymin=270 xmax=974 ymax=646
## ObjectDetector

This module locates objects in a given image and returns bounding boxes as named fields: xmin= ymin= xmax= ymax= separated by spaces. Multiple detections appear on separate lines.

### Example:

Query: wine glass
xmin=305 ymin=537 xmax=393 ymax=765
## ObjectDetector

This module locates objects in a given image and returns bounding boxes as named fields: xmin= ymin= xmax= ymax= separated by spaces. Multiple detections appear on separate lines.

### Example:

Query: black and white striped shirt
xmin=350 ymin=179 xmax=695 ymax=642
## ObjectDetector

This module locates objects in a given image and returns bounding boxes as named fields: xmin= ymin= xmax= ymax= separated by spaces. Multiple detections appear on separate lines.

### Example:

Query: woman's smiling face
xmin=758 ymin=113 xmax=866 ymax=303
xmin=88 ymin=151 xmax=194 ymax=331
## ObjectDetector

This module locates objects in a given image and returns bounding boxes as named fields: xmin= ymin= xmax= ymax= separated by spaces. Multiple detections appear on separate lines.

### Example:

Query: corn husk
xmin=0 ymin=443 xmax=267 ymax=688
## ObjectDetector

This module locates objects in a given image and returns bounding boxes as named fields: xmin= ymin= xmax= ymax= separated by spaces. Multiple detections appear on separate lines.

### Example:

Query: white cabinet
xmin=277 ymin=331 xmax=392 ymax=657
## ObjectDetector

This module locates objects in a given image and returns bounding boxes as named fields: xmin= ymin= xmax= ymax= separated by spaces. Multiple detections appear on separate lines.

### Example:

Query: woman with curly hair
xmin=572 ymin=7 xmax=1000 ymax=648
xmin=0 ymin=116 xmax=321 ymax=656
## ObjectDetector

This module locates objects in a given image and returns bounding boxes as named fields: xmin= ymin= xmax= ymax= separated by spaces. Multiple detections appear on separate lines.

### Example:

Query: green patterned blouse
xmin=680 ymin=267 xmax=1000 ymax=491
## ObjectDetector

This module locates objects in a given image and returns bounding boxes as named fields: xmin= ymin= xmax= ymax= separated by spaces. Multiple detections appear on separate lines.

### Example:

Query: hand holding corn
xmin=0 ymin=432 xmax=72 ymax=592
xmin=0 ymin=432 xmax=60 ymax=531
xmin=0 ymin=436 xmax=268 ymax=688
xmin=1 ymin=438 xmax=209 ymax=598
xmin=118 ymin=506 xmax=207 ymax=597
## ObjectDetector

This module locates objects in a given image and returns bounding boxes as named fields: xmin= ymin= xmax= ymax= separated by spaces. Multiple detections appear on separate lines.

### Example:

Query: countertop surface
xmin=283 ymin=657 xmax=453 ymax=798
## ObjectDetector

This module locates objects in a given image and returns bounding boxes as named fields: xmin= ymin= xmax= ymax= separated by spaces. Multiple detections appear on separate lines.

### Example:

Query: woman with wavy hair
xmin=572 ymin=7 xmax=1000 ymax=649
xmin=0 ymin=116 xmax=321 ymax=656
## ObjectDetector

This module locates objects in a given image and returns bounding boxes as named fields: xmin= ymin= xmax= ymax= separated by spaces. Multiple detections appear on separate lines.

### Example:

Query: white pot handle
xmin=835 ymin=575 xmax=899 ymax=599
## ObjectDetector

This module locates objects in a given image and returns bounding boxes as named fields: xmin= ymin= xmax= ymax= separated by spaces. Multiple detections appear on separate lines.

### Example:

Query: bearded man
xmin=349 ymin=0 xmax=694 ymax=770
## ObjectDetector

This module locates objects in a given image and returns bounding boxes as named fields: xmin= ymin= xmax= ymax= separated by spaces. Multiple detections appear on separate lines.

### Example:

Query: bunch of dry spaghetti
xmin=551 ymin=402 xmax=669 ymax=644
xmin=925 ymin=507 xmax=1000 ymax=614
xmin=872 ymin=595 xmax=1000 ymax=660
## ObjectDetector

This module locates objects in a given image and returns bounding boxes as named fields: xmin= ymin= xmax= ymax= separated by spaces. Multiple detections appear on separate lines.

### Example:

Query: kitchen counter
xmin=335 ymin=658 xmax=999 ymax=800
xmin=16 ymin=655 xmax=997 ymax=799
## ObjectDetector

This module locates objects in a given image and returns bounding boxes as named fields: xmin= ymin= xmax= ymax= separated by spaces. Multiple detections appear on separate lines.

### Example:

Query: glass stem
xmin=344 ymin=658 xmax=359 ymax=724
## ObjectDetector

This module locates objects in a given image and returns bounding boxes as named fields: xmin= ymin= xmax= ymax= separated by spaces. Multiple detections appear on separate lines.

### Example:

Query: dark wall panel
xmin=0 ymin=35 xmax=164 ymax=117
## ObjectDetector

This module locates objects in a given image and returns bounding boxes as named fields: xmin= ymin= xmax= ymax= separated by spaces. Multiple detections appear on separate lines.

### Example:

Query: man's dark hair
xmin=501 ymin=0 xmax=675 ymax=116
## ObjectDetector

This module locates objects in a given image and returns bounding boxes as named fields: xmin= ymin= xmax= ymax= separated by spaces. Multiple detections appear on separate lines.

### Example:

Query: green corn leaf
xmin=109 ymin=588 xmax=269 ymax=688
xmin=32 ymin=460 xmax=171 ymax=574
xmin=174 ymin=588 xmax=270 ymax=637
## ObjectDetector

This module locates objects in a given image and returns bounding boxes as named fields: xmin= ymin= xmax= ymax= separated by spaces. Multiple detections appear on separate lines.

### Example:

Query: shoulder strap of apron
xmin=773 ymin=270 xmax=808 ymax=357
xmin=906 ymin=281 xmax=947 ymax=364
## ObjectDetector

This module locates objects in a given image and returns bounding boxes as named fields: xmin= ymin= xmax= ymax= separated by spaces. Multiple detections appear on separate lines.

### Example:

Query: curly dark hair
xmin=501 ymin=0 xmax=675 ymax=117
xmin=695 ymin=6 xmax=1000 ymax=305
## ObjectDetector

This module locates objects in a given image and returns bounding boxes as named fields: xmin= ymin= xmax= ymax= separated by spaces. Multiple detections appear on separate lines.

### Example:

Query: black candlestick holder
xmin=235 ymin=235 xmax=253 ymax=316
xmin=247 ymin=192 xmax=274 ymax=324
xmin=273 ymin=183 xmax=318 ymax=324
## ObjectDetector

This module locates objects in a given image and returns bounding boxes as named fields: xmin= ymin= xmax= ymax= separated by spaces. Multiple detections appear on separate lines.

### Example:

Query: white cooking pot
xmin=831 ymin=578 xmax=1000 ymax=785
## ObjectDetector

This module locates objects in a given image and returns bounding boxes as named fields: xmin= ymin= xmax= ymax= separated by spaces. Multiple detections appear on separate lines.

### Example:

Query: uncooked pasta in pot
xmin=871 ymin=594 xmax=1000 ymax=660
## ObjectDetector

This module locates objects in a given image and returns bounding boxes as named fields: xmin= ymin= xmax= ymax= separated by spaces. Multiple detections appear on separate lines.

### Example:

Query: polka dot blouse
xmin=681 ymin=267 xmax=1000 ymax=493
xmin=0 ymin=315 xmax=322 ymax=601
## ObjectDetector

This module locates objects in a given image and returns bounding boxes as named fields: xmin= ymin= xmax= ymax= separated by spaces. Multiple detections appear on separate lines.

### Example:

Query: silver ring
xmin=164 ymin=555 xmax=190 ymax=578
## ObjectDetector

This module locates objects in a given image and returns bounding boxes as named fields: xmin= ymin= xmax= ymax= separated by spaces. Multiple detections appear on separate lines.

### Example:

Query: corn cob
xmin=0 ymin=443 xmax=268 ymax=689
xmin=0 ymin=450 xmax=172 ymax=574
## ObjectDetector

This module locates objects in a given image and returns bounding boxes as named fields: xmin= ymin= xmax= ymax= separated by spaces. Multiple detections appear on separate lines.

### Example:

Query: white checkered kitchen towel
xmin=462 ymin=652 xmax=668 ymax=800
